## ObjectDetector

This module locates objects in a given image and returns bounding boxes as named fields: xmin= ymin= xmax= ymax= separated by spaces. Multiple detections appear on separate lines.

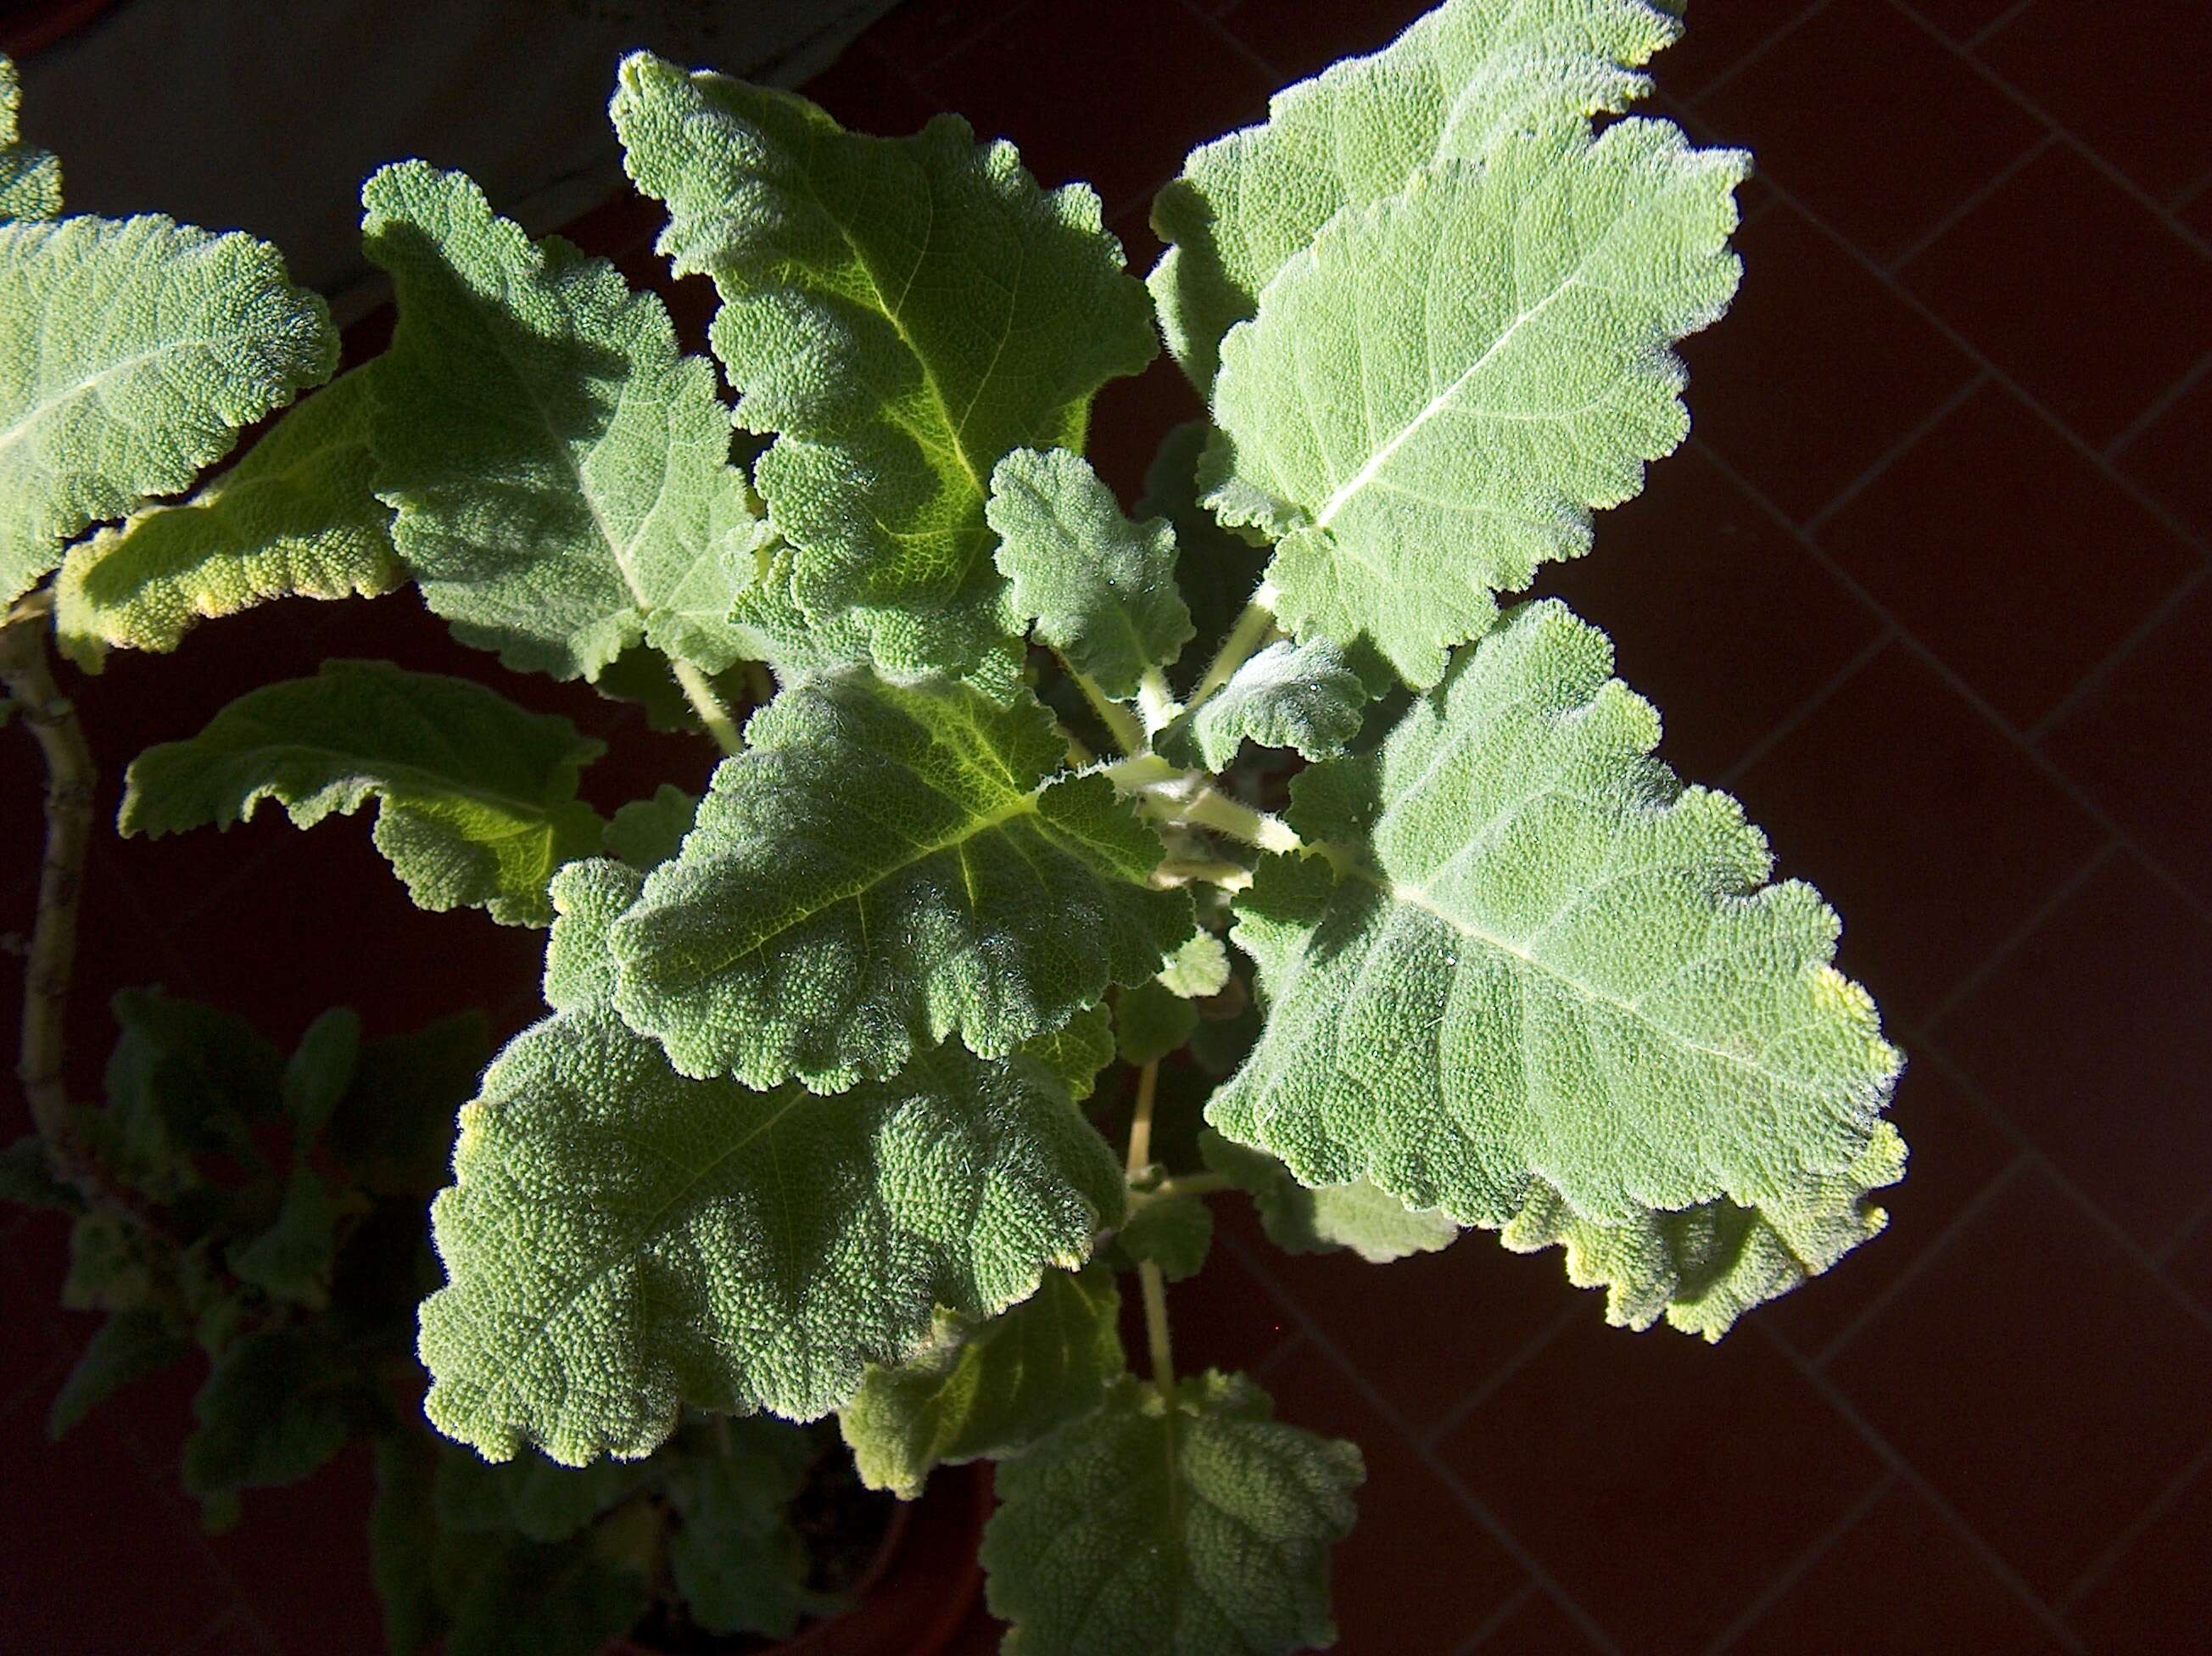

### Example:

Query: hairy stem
xmin=1180 ymin=580 xmax=1280 ymax=719
xmin=1101 ymin=753 xmax=1302 ymax=855
xmin=1064 ymin=657 xmax=1145 ymax=756
xmin=1126 ymin=1058 xmax=1176 ymax=1404
xmin=1126 ymin=1057 xmax=1159 ymax=1178
xmin=673 ymin=657 xmax=746 ymax=756
xmin=1149 ymin=858 xmax=1254 ymax=892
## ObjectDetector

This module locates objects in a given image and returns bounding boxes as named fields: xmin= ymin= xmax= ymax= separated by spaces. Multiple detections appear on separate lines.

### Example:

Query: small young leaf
xmin=610 ymin=674 xmax=1191 ymax=1093
xmin=182 ymin=1325 xmax=360 ymax=1504
xmin=95 ymin=987 xmax=284 ymax=1194
xmin=1114 ymin=981 xmax=1198 ymax=1068
xmin=363 ymin=162 xmax=762 ymax=683
xmin=1207 ymin=601 xmax=1903 ymax=1245
xmin=434 ymin=1442 xmax=647 ymax=1544
xmin=54 ymin=366 xmax=402 ymax=668
xmin=612 ymin=55 xmax=1157 ymax=677
xmin=1117 ymin=1195 xmax=1213 ymax=1282
xmin=1165 ymin=636 xmax=1368 ymax=773
xmin=61 ymin=1208 xmax=158 ymax=1311
xmin=284 ymin=1006 xmax=363 ymax=1143
xmin=982 ymin=1372 xmax=1362 ymax=1656
xmin=668 ymin=1456 xmax=820 ymax=1638
xmin=603 ymin=783 xmax=697 ymax=872
xmin=1140 ymin=422 xmax=1268 ymax=694
xmin=987 ymin=447 xmax=1193 ymax=701
xmin=1157 ymin=930 xmax=1232 ymax=999
xmin=1017 ymin=1003 xmax=1117 ymax=1104
xmin=1206 ymin=125 xmax=1746 ymax=685
xmin=0 ymin=54 xmax=61 ymax=221
xmin=49 ymin=1308 xmax=190 ymax=1438
xmin=1150 ymin=0 xmax=1682 ymax=389
xmin=1199 ymin=1131 xmax=1458 ymax=1265
xmin=839 ymin=1266 xmax=1124 ymax=1499
xmin=226 ymin=1163 xmax=339 ymax=1308
xmin=120 ymin=660 xmax=610 ymax=927
xmin=327 ymin=1011 xmax=493 ymax=1200
xmin=0 ymin=213 xmax=336 ymax=603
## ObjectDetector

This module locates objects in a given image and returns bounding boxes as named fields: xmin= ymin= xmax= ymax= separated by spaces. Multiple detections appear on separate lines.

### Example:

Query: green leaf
xmin=1158 ymin=930 xmax=1232 ymax=999
xmin=1167 ymin=637 xmax=1369 ymax=774
xmin=1205 ymin=123 xmax=1746 ymax=685
xmin=434 ymin=1442 xmax=647 ymax=1544
xmin=603 ymin=783 xmax=697 ymax=872
xmin=49 ymin=1309 xmax=190 ymax=1438
xmin=1200 ymin=1130 xmax=1458 ymax=1264
xmin=362 ymin=161 xmax=762 ymax=683
xmin=183 ymin=1325 xmax=360 ymax=1503
xmin=120 ymin=659 xmax=610 ymax=927
xmin=61 ymin=1209 xmax=157 ymax=1311
xmin=434 ymin=1526 xmax=647 ymax=1656
xmin=1117 ymin=1195 xmax=1213 ymax=1282
xmin=227 ymin=1162 xmax=340 ymax=1308
xmin=0 ymin=55 xmax=60 ymax=221
xmin=1208 ymin=601 xmax=1903 ymax=1248
xmin=1140 ymin=422 xmax=1268 ymax=695
xmin=371 ymin=1434 xmax=445 ymax=1656
xmin=1504 ymin=1122 xmax=1908 ymax=1339
xmin=1114 ymin=981 xmax=1198 ymax=1068
xmin=1149 ymin=0 xmax=1682 ymax=390
xmin=418 ymin=909 xmax=1127 ymax=1460
xmin=1017 ymin=1003 xmax=1116 ymax=1104
xmin=54 ymin=367 xmax=403 ymax=668
xmin=612 ymin=54 xmax=1157 ymax=677
xmin=983 ymin=1372 xmax=1362 ymax=1656
xmin=0 ymin=1133 xmax=81 ymax=1211
xmin=987 ymin=448 xmax=1193 ymax=701
xmin=284 ymin=1007 xmax=363 ymax=1143
xmin=327 ymin=1011 xmax=493 ymax=1200
xmin=840 ymin=1266 xmax=1123 ymax=1499
xmin=94 ymin=987 xmax=283 ymax=1195
xmin=610 ymin=674 xmax=1191 ymax=1092
xmin=668 ymin=1453 xmax=820 ymax=1638
xmin=0 ymin=213 xmax=335 ymax=604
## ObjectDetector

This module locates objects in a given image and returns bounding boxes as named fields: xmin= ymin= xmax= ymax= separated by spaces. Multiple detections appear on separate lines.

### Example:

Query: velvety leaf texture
xmin=1205 ymin=120 xmax=1746 ymax=685
xmin=0 ymin=54 xmax=60 ymax=221
xmin=610 ymin=674 xmax=1191 ymax=1093
xmin=987 ymin=447 xmax=1193 ymax=701
xmin=363 ymin=162 xmax=762 ymax=682
xmin=839 ymin=1266 xmax=1123 ymax=1498
xmin=419 ymin=859 xmax=1127 ymax=1463
xmin=1018 ymin=1004 xmax=1116 ymax=1104
xmin=983 ymin=1373 xmax=1362 ymax=1656
xmin=603 ymin=783 xmax=698 ymax=873
xmin=56 ymin=366 xmax=401 ymax=666
xmin=120 ymin=659 xmax=608 ymax=926
xmin=1150 ymin=0 xmax=1682 ymax=389
xmin=1209 ymin=601 xmax=1902 ymax=1240
xmin=1168 ymin=635 xmax=1368 ymax=772
xmin=612 ymin=54 xmax=1158 ymax=676
xmin=49 ymin=1308 xmax=189 ymax=1438
xmin=0 ymin=212 xmax=336 ymax=603
xmin=1117 ymin=1194 xmax=1213 ymax=1282
xmin=1200 ymin=1131 xmax=1460 ymax=1265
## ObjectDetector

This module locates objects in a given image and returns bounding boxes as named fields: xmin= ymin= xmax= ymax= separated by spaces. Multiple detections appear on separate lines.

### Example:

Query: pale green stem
xmin=673 ymin=657 xmax=745 ymax=757
xmin=1126 ymin=1058 xmax=1176 ymax=1405
xmin=1179 ymin=581 xmax=1280 ymax=719
xmin=1177 ymin=786 xmax=1302 ymax=854
xmin=1149 ymin=859 xmax=1254 ymax=893
xmin=1065 ymin=656 xmax=1146 ymax=756
xmin=1144 ymin=1172 xmax=1232 ymax=1203
xmin=1137 ymin=668 xmax=1179 ymax=736
xmin=1126 ymin=1058 xmax=1159 ymax=1179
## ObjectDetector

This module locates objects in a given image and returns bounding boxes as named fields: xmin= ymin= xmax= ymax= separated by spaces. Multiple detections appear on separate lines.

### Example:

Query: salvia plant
xmin=1 ymin=3 xmax=1907 ymax=1650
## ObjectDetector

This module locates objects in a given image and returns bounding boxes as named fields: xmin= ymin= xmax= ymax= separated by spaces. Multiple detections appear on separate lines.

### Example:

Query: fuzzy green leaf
xmin=419 ymin=864 xmax=1127 ymax=1463
xmin=1118 ymin=1195 xmax=1213 ymax=1282
xmin=603 ymin=784 xmax=697 ymax=872
xmin=610 ymin=674 xmax=1190 ymax=1092
xmin=1018 ymin=1004 xmax=1117 ymax=1104
xmin=49 ymin=1309 xmax=190 ymax=1438
xmin=55 ymin=367 xmax=402 ymax=667
xmin=327 ymin=1012 xmax=494 ymax=1201
xmin=1158 ymin=931 xmax=1232 ymax=999
xmin=987 ymin=448 xmax=1193 ymax=701
xmin=1209 ymin=601 xmax=1903 ymax=1255
xmin=0 ymin=213 xmax=335 ymax=603
xmin=1169 ymin=636 xmax=1369 ymax=773
xmin=668 ymin=1449 xmax=822 ymax=1638
xmin=612 ymin=55 xmax=1157 ymax=677
xmin=1200 ymin=1132 xmax=1459 ymax=1265
xmin=363 ymin=162 xmax=762 ymax=683
xmin=284 ymin=1006 xmax=363 ymax=1143
xmin=227 ymin=1163 xmax=340 ymax=1308
xmin=0 ymin=55 xmax=60 ymax=221
xmin=120 ymin=660 xmax=609 ymax=927
xmin=183 ymin=1325 xmax=360 ymax=1504
xmin=1114 ymin=981 xmax=1199 ymax=1068
xmin=983 ymin=1372 xmax=1362 ymax=1656
xmin=434 ymin=1443 xmax=647 ymax=1544
xmin=1205 ymin=122 xmax=1745 ymax=685
xmin=840 ymin=1266 xmax=1123 ymax=1499
xmin=1150 ymin=0 xmax=1682 ymax=389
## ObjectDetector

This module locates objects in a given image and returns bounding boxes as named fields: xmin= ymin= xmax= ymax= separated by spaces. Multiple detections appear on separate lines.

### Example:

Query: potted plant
xmin=2 ymin=2 xmax=1905 ymax=1649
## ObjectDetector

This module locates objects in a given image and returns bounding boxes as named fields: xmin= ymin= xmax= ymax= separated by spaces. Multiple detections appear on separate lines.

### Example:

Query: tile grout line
xmin=2170 ymin=163 xmax=2212 ymax=215
xmin=1219 ymin=1230 xmax=1633 ymax=1656
xmin=1690 ymin=435 xmax=2212 ymax=932
xmin=1754 ymin=1319 xmax=2092 ymax=1654
xmin=1962 ymin=0 xmax=2036 ymax=53
xmin=1718 ymin=626 xmax=1896 ymax=790
xmin=1679 ymin=0 xmax=1834 ymax=112
xmin=1172 ymin=0 xmax=1284 ymax=86
xmin=1797 ymin=369 xmax=1991 ymax=539
xmin=1418 ymin=1303 xmax=1582 ymax=1452
xmin=1807 ymin=1155 xmax=2033 ymax=1372
xmin=1914 ymin=838 xmax=2125 ymax=1032
xmin=1887 ymin=0 xmax=2212 ymax=261
xmin=1883 ymin=131 xmax=2058 ymax=277
xmin=2101 ymin=349 xmax=2212 ymax=462
xmin=2021 ymin=565 xmax=2207 ymax=747
xmin=2152 ymin=1183 xmax=2212 ymax=1269
xmin=1450 ymin=1578 xmax=1541 ymax=1655
xmin=2054 ymin=1425 xmax=2212 ymax=1615
xmin=1699 ymin=1469 xmax=1898 ymax=1656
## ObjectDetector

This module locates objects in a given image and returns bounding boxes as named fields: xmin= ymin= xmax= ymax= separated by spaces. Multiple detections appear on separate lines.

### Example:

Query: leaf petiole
xmin=672 ymin=657 xmax=745 ymax=757
xmin=1126 ymin=1058 xmax=1176 ymax=1405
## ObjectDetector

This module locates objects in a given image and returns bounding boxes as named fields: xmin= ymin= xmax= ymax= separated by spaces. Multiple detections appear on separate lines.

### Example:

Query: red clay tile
xmin=2114 ymin=367 xmax=2212 ymax=545
xmin=1086 ymin=351 xmax=1209 ymax=508
xmin=1260 ymin=1342 xmax=1526 ymax=1653
xmin=1698 ymin=1 xmax=2042 ymax=265
xmin=1898 ymin=145 xmax=2212 ymax=450
xmin=1662 ymin=1 xmax=1814 ymax=106
xmin=1905 ymin=0 xmax=2034 ymax=45
xmin=799 ymin=36 xmax=944 ymax=136
xmin=1730 ymin=641 xmax=2103 ymax=1027
xmin=1126 ymin=1233 xmax=1296 ymax=1381
xmin=1215 ymin=0 xmax=1436 ymax=85
xmin=1975 ymin=0 xmax=2212 ymax=204
xmin=861 ymin=0 xmax=1032 ymax=78
xmin=1935 ymin=855 xmax=2212 ymax=1252
xmin=2169 ymin=1214 xmax=2212 ymax=1318
xmin=1465 ymin=1587 xmax=1607 ymax=1655
xmin=1760 ymin=1066 xmax=2017 ymax=1361
xmin=1728 ymin=1482 xmax=2073 ymax=1654
xmin=0 ymin=1224 xmax=67 ymax=1417
xmin=1825 ymin=1168 xmax=2212 ymax=1599
xmin=915 ymin=0 xmax=1276 ymax=213
xmin=1679 ymin=204 xmax=1977 ymax=523
xmin=1539 ymin=443 xmax=1887 ymax=782
xmin=1814 ymin=383 xmax=2198 ymax=730
xmin=2040 ymin=584 xmax=2212 ymax=908
xmin=207 ymin=1441 xmax=388 ymax=1656
xmin=1438 ymin=1312 xmax=1884 ymax=1653
xmin=2064 ymin=1457 xmax=2212 ymax=1651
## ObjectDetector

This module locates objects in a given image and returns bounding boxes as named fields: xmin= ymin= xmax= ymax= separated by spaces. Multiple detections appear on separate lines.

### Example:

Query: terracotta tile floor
xmin=4 ymin=3 xmax=2208 ymax=1653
